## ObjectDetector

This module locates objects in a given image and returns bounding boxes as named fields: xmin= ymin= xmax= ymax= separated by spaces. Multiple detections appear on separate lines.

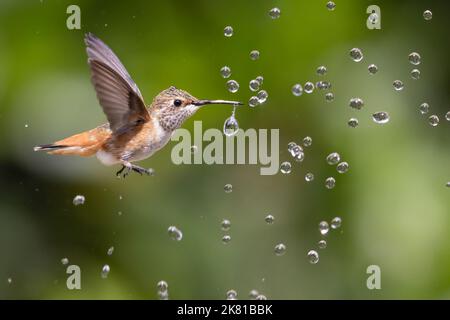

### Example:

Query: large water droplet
xmin=292 ymin=84 xmax=303 ymax=96
xmin=307 ymin=250 xmax=319 ymax=264
xmin=220 ymin=66 xmax=231 ymax=78
xmin=349 ymin=48 xmax=363 ymax=62
xmin=223 ymin=26 xmax=233 ymax=37
xmin=423 ymin=10 xmax=432 ymax=21
xmin=223 ymin=116 xmax=239 ymax=136
xmin=168 ymin=226 xmax=183 ymax=241
xmin=226 ymin=80 xmax=239 ymax=93
xmin=372 ymin=111 xmax=390 ymax=124
xmin=269 ymin=7 xmax=281 ymax=19
xmin=274 ymin=243 xmax=287 ymax=256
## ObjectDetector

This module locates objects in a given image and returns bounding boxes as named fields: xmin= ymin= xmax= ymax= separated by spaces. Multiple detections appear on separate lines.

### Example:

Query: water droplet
xmin=316 ymin=65 xmax=327 ymax=75
xmin=107 ymin=246 xmax=114 ymax=256
xmin=326 ymin=1 xmax=336 ymax=11
xmin=302 ymin=136 xmax=312 ymax=147
xmin=280 ymin=161 xmax=292 ymax=174
xmin=368 ymin=12 xmax=379 ymax=25
xmin=248 ymin=96 xmax=259 ymax=107
xmin=319 ymin=221 xmax=329 ymax=235
xmin=61 ymin=258 xmax=69 ymax=265
xmin=220 ymin=66 xmax=231 ymax=78
xmin=372 ymin=111 xmax=390 ymax=124
xmin=446 ymin=182 xmax=450 ymax=188
xmin=190 ymin=145 xmax=198 ymax=154
xmin=368 ymin=64 xmax=378 ymax=74
xmin=325 ymin=92 xmax=334 ymax=102
xmin=249 ymin=50 xmax=260 ymax=61
xmin=157 ymin=280 xmax=169 ymax=300
xmin=249 ymin=79 xmax=260 ymax=92
xmin=349 ymin=98 xmax=364 ymax=110
xmin=445 ymin=111 xmax=450 ymax=121
xmin=349 ymin=48 xmax=363 ymax=62
xmin=168 ymin=226 xmax=183 ymax=241
xmin=226 ymin=289 xmax=237 ymax=300
xmin=221 ymin=219 xmax=231 ymax=231
xmin=256 ymin=294 xmax=267 ymax=300
xmin=257 ymin=90 xmax=268 ymax=104
xmin=265 ymin=214 xmax=275 ymax=224
xmin=408 ymin=52 xmax=421 ymax=65
xmin=224 ymin=26 xmax=233 ymax=37
xmin=348 ymin=118 xmax=359 ymax=128
xmin=287 ymin=142 xmax=297 ymax=151
xmin=326 ymin=152 xmax=341 ymax=165
xmin=72 ymin=195 xmax=85 ymax=206
xmin=423 ymin=10 xmax=432 ymax=21
xmin=411 ymin=69 xmax=421 ymax=80
xmin=222 ymin=235 xmax=231 ymax=244
xmin=7 ymin=278 xmax=12 ymax=284
xmin=336 ymin=162 xmax=349 ymax=174
xmin=331 ymin=217 xmax=342 ymax=229
xmin=305 ymin=172 xmax=314 ymax=182
xmin=269 ymin=7 xmax=281 ymax=19
xmin=24 ymin=124 xmax=29 ymax=128
xmin=224 ymin=183 xmax=233 ymax=193
xmin=325 ymin=177 xmax=336 ymax=189
xmin=316 ymin=81 xmax=331 ymax=90
xmin=226 ymin=80 xmax=239 ymax=93
xmin=256 ymin=76 xmax=264 ymax=85
xmin=304 ymin=82 xmax=314 ymax=94
xmin=289 ymin=144 xmax=304 ymax=162
xmin=223 ymin=116 xmax=239 ymax=136
xmin=274 ymin=243 xmax=286 ymax=256
xmin=393 ymin=80 xmax=404 ymax=91
xmin=318 ymin=240 xmax=327 ymax=249
xmin=428 ymin=115 xmax=439 ymax=127
xmin=101 ymin=264 xmax=110 ymax=279
xmin=292 ymin=84 xmax=303 ymax=96
xmin=307 ymin=250 xmax=319 ymax=264
xmin=249 ymin=290 xmax=259 ymax=299
xmin=419 ymin=102 xmax=429 ymax=114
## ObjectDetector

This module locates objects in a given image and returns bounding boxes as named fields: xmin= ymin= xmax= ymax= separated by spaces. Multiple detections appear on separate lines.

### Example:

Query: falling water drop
xmin=305 ymin=173 xmax=314 ymax=182
xmin=331 ymin=217 xmax=342 ymax=229
xmin=428 ymin=115 xmax=439 ymax=127
xmin=318 ymin=240 xmax=327 ymax=249
xmin=223 ymin=115 xmax=239 ymax=137
xmin=221 ymin=219 xmax=231 ymax=231
xmin=222 ymin=235 xmax=231 ymax=244
xmin=226 ymin=80 xmax=239 ymax=93
xmin=224 ymin=184 xmax=233 ymax=193
xmin=226 ymin=289 xmax=238 ymax=300
xmin=265 ymin=214 xmax=275 ymax=224
xmin=423 ymin=10 xmax=432 ymax=21
xmin=316 ymin=65 xmax=327 ymax=75
xmin=248 ymin=96 xmax=259 ymax=107
xmin=325 ymin=177 xmax=336 ymax=189
xmin=257 ymin=90 xmax=268 ymax=104
xmin=325 ymin=92 xmax=334 ymax=102
xmin=107 ymin=246 xmax=114 ymax=256
xmin=336 ymin=162 xmax=349 ymax=174
xmin=368 ymin=64 xmax=378 ymax=74
xmin=72 ymin=195 xmax=85 ymax=206
xmin=280 ymin=162 xmax=292 ymax=174
xmin=304 ymin=82 xmax=315 ymax=94
xmin=408 ymin=52 xmax=421 ymax=65
xmin=326 ymin=152 xmax=341 ymax=165
xmin=393 ymin=80 xmax=404 ymax=91
xmin=419 ymin=102 xmax=429 ymax=114
xmin=372 ymin=111 xmax=390 ymax=124
xmin=349 ymin=48 xmax=363 ymax=62
xmin=268 ymin=7 xmax=281 ymax=19
xmin=274 ymin=243 xmax=287 ymax=256
xmin=101 ymin=264 xmax=110 ymax=279
xmin=326 ymin=1 xmax=336 ymax=11
xmin=291 ymin=84 xmax=303 ymax=96
xmin=302 ymin=136 xmax=312 ymax=147
xmin=249 ymin=79 xmax=260 ymax=92
xmin=349 ymin=98 xmax=364 ymax=110
xmin=249 ymin=50 xmax=260 ymax=61
xmin=348 ymin=118 xmax=359 ymax=128
xmin=319 ymin=221 xmax=330 ymax=236
xmin=411 ymin=69 xmax=421 ymax=80
xmin=168 ymin=226 xmax=183 ymax=241
xmin=307 ymin=250 xmax=319 ymax=264
xmin=220 ymin=66 xmax=231 ymax=78
xmin=223 ymin=26 xmax=233 ymax=37
xmin=61 ymin=258 xmax=69 ymax=265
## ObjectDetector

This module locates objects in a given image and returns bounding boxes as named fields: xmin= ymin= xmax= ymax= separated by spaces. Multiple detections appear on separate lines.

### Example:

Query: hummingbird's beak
xmin=193 ymin=99 xmax=243 ymax=107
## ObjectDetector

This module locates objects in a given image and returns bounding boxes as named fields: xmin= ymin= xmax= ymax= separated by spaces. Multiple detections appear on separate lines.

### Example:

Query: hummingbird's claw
xmin=116 ymin=164 xmax=154 ymax=178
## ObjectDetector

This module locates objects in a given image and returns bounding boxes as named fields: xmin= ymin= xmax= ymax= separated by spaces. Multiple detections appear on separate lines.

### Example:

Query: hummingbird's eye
xmin=174 ymin=99 xmax=182 ymax=107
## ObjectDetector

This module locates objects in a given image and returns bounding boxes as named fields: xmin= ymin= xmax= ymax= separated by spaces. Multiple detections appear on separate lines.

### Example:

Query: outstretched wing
xmin=85 ymin=33 xmax=150 ymax=133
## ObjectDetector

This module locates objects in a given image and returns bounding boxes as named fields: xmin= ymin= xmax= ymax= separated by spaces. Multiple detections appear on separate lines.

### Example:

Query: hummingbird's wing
xmin=85 ymin=33 xmax=150 ymax=133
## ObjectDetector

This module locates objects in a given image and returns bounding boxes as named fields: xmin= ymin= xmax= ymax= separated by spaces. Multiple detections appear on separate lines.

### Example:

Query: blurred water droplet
xmin=157 ymin=280 xmax=169 ymax=300
xmin=428 ymin=115 xmax=439 ymax=127
xmin=305 ymin=172 xmax=314 ymax=182
xmin=289 ymin=144 xmax=304 ymax=162
xmin=316 ymin=65 xmax=327 ymax=76
xmin=348 ymin=118 xmax=359 ymax=128
xmin=101 ymin=264 xmax=110 ymax=279
xmin=7 ymin=278 xmax=12 ymax=284
xmin=226 ymin=80 xmax=239 ymax=93
xmin=223 ymin=116 xmax=239 ymax=136
xmin=222 ymin=235 xmax=231 ymax=244
xmin=280 ymin=161 xmax=292 ymax=174
xmin=446 ymin=182 xmax=450 ymax=188
xmin=325 ymin=177 xmax=336 ymax=189
xmin=368 ymin=12 xmax=379 ymax=24
xmin=224 ymin=184 xmax=233 ymax=193
xmin=269 ymin=7 xmax=281 ymax=19
xmin=316 ymin=81 xmax=331 ymax=90
xmin=368 ymin=64 xmax=378 ymax=75
xmin=445 ymin=111 xmax=450 ymax=121
xmin=349 ymin=48 xmax=363 ymax=62
xmin=326 ymin=152 xmax=341 ymax=165
xmin=292 ymin=84 xmax=303 ymax=96
xmin=326 ymin=1 xmax=336 ymax=11
xmin=256 ymin=294 xmax=267 ymax=300
xmin=307 ymin=250 xmax=319 ymax=264
xmin=304 ymin=82 xmax=314 ymax=94
xmin=393 ymin=80 xmax=404 ymax=91
xmin=318 ymin=240 xmax=327 ymax=249
xmin=61 ymin=258 xmax=69 ymax=265
xmin=349 ymin=98 xmax=364 ymax=110
xmin=224 ymin=26 xmax=233 ymax=37
xmin=190 ymin=145 xmax=198 ymax=154
xmin=325 ymin=92 xmax=334 ymax=102
xmin=372 ymin=111 xmax=390 ymax=124
xmin=107 ymin=246 xmax=114 ymax=256
xmin=423 ymin=10 xmax=432 ymax=21
xmin=168 ymin=226 xmax=183 ymax=241
xmin=249 ymin=290 xmax=259 ymax=299
xmin=419 ymin=102 xmax=429 ymax=114
xmin=226 ymin=289 xmax=237 ymax=300
xmin=265 ymin=214 xmax=275 ymax=224
xmin=319 ymin=221 xmax=329 ymax=235
xmin=257 ymin=90 xmax=268 ymax=103
xmin=411 ymin=69 xmax=421 ymax=80
xmin=72 ymin=195 xmax=85 ymax=206
xmin=249 ymin=50 xmax=260 ymax=61
xmin=331 ymin=217 xmax=342 ymax=229
xmin=220 ymin=66 xmax=231 ymax=78
xmin=221 ymin=219 xmax=231 ymax=231
xmin=274 ymin=243 xmax=287 ymax=256
xmin=24 ymin=124 xmax=29 ymax=128
xmin=249 ymin=79 xmax=260 ymax=92
xmin=336 ymin=162 xmax=349 ymax=174
xmin=408 ymin=52 xmax=421 ymax=65
xmin=256 ymin=76 xmax=264 ymax=85
xmin=248 ymin=96 xmax=259 ymax=107
xmin=302 ymin=136 xmax=312 ymax=147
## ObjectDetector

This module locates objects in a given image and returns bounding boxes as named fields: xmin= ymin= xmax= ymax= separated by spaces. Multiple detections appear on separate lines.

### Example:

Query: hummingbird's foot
xmin=116 ymin=163 xmax=154 ymax=178
xmin=131 ymin=164 xmax=154 ymax=176
xmin=116 ymin=165 xmax=131 ymax=178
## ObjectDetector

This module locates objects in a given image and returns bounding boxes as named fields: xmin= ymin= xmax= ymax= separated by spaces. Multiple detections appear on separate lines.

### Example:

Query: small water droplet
xmin=24 ymin=124 xmax=29 ymax=128
xmin=256 ymin=76 xmax=264 ymax=85
xmin=190 ymin=145 xmax=198 ymax=154
xmin=269 ymin=7 xmax=281 ymax=19
xmin=224 ymin=183 xmax=233 ymax=193
xmin=157 ymin=280 xmax=169 ymax=300
xmin=307 ymin=250 xmax=319 ymax=264
xmin=325 ymin=92 xmax=334 ymax=102
xmin=226 ymin=80 xmax=239 ymax=93
xmin=107 ymin=246 xmax=114 ymax=256
xmin=408 ymin=52 xmax=421 ymax=65
xmin=220 ymin=66 xmax=231 ymax=78
xmin=61 ymin=258 xmax=69 ymax=265
xmin=280 ymin=161 xmax=292 ymax=174
xmin=72 ymin=195 xmax=85 ymax=206
xmin=445 ymin=111 xmax=450 ymax=121
xmin=372 ymin=111 xmax=390 ymax=124
xmin=331 ymin=217 xmax=342 ymax=229
xmin=292 ymin=84 xmax=303 ymax=96
xmin=316 ymin=65 xmax=327 ymax=76
xmin=221 ymin=219 xmax=231 ymax=231
xmin=256 ymin=294 xmax=267 ymax=300
xmin=248 ymin=96 xmax=259 ymax=107
xmin=428 ymin=115 xmax=439 ymax=127
xmin=316 ymin=81 xmax=331 ymax=90
xmin=304 ymin=82 xmax=314 ymax=94
xmin=223 ymin=116 xmax=239 ymax=136
xmin=348 ymin=118 xmax=359 ymax=128
xmin=411 ymin=69 xmax=421 ymax=80
xmin=101 ymin=264 xmax=110 ymax=279
xmin=305 ymin=172 xmax=314 ymax=182
xmin=419 ymin=102 xmax=429 ymax=114
xmin=249 ymin=79 xmax=260 ymax=92
xmin=319 ymin=221 xmax=329 ymax=235
xmin=265 ymin=214 xmax=275 ymax=224
xmin=249 ymin=50 xmax=260 ymax=61
xmin=368 ymin=64 xmax=378 ymax=74
xmin=349 ymin=48 xmax=363 ymax=62
xmin=226 ymin=289 xmax=237 ymax=300
xmin=326 ymin=152 xmax=341 ymax=165
xmin=222 ymin=235 xmax=231 ymax=244
xmin=318 ymin=240 xmax=327 ymax=249
xmin=302 ymin=136 xmax=312 ymax=147
xmin=326 ymin=1 xmax=336 ymax=11
xmin=224 ymin=26 xmax=233 ymax=37
xmin=368 ymin=12 xmax=379 ymax=24
xmin=325 ymin=177 xmax=336 ymax=189
xmin=257 ymin=90 xmax=268 ymax=104
xmin=393 ymin=80 xmax=404 ymax=91
xmin=289 ymin=144 xmax=304 ymax=162
xmin=249 ymin=290 xmax=259 ymax=299
xmin=168 ymin=226 xmax=183 ymax=241
xmin=336 ymin=162 xmax=349 ymax=174
xmin=349 ymin=98 xmax=364 ymax=110
xmin=446 ymin=182 xmax=450 ymax=188
xmin=423 ymin=10 xmax=432 ymax=21
xmin=274 ymin=243 xmax=286 ymax=256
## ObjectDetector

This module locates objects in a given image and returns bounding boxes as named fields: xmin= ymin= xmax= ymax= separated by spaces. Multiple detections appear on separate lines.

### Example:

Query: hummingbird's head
xmin=151 ymin=86 xmax=242 ymax=131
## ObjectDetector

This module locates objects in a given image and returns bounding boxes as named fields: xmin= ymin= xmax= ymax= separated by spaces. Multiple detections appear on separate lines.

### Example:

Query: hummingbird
xmin=34 ymin=33 xmax=242 ymax=177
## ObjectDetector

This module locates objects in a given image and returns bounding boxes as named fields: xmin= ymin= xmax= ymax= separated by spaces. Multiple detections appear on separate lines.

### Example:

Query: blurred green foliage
xmin=0 ymin=0 xmax=449 ymax=299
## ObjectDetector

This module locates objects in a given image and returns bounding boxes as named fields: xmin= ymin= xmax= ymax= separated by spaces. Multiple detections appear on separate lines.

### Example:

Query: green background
xmin=0 ymin=0 xmax=449 ymax=299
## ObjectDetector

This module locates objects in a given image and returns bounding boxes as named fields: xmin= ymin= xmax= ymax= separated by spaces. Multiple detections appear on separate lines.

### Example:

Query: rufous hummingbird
xmin=34 ymin=33 xmax=242 ymax=177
